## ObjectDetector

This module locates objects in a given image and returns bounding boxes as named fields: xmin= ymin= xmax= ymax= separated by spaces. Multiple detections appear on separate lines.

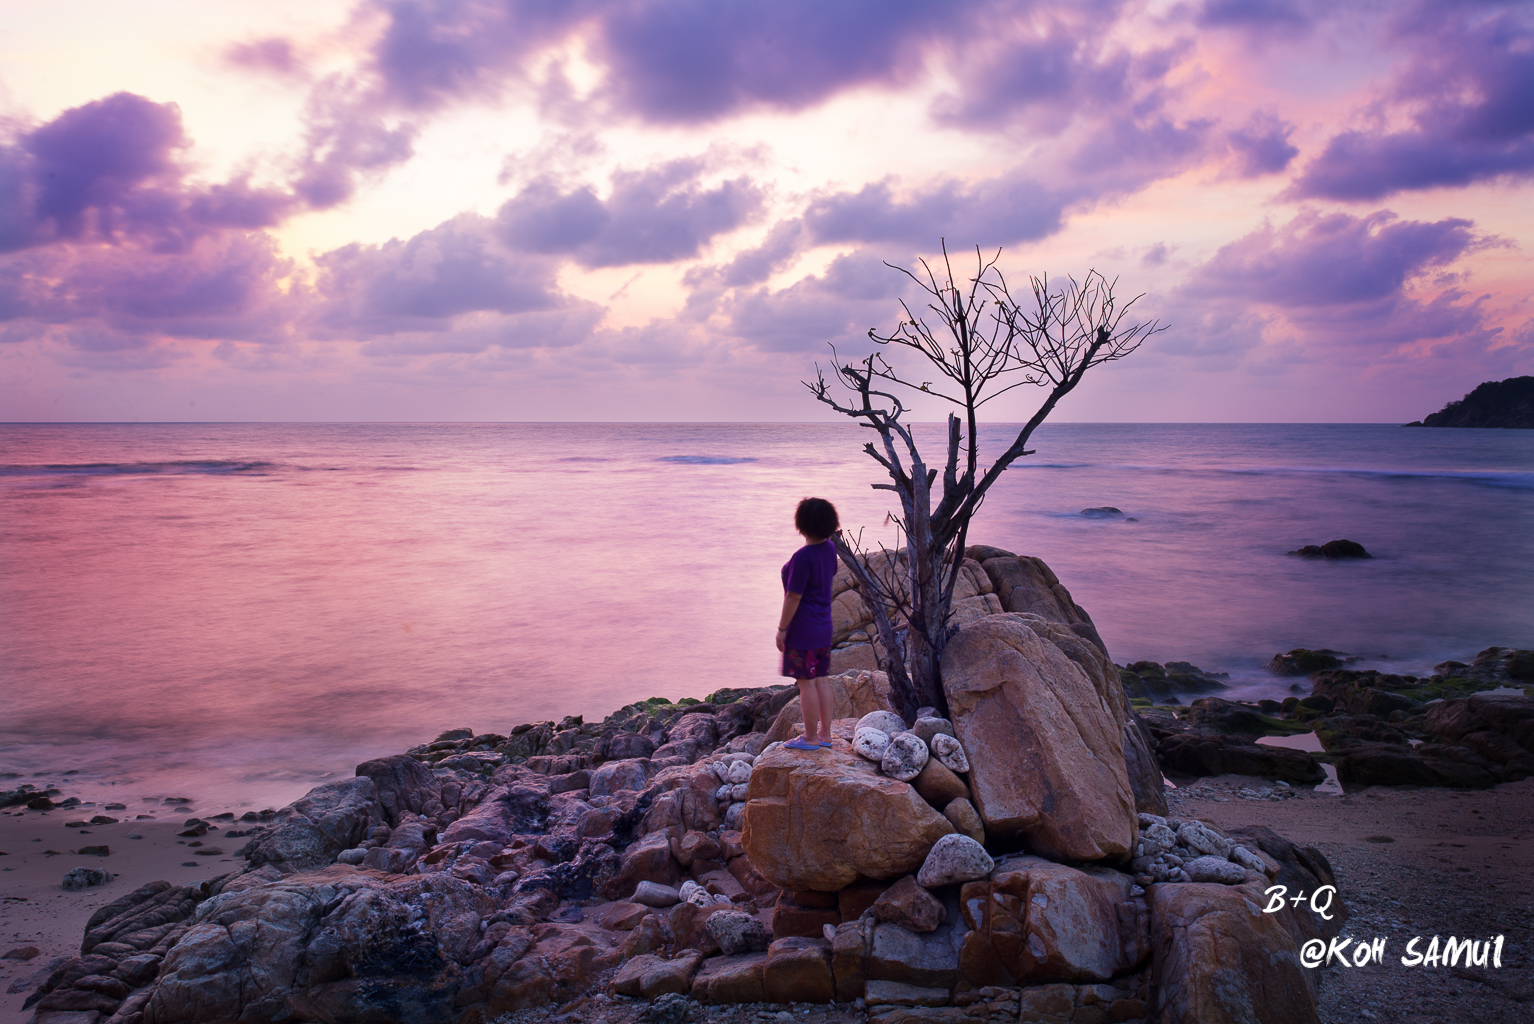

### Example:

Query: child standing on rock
xmin=776 ymin=497 xmax=840 ymax=751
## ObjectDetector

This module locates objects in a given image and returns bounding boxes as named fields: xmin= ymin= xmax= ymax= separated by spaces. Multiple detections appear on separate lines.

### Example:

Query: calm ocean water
xmin=2 ymin=422 xmax=1531 ymax=810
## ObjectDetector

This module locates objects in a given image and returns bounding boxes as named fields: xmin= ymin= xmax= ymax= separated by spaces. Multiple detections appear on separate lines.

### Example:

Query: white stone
xmin=1229 ymin=845 xmax=1266 ymax=873
xmin=726 ymin=759 xmax=752 ymax=785
xmin=1176 ymin=819 xmax=1230 ymax=858
xmin=852 ymin=727 xmax=891 ymax=762
xmin=678 ymin=880 xmax=713 ymax=906
xmin=880 ymin=731 xmax=929 ymax=782
xmin=715 ymin=784 xmax=732 ymax=801
xmin=929 ymin=733 xmax=970 ymax=773
xmin=729 ymin=782 xmax=750 ymax=801
xmin=916 ymin=833 xmax=994 ymax=888
xmin=632 ymin=880 xmax=681 ymax=907
xmin=723 ymin=801 xmax=746 ymax=830
xmin=1183 ymin=855 xmax=1247 ymax=884
xmin=1139 ymin=822 xmax=1177 ymax=857
xmin=912 ymin=717 xmax=955 ymax=745
xmin=857 ymin=710 xmax=907 ymax=737
xmin=705 ymin=911 xmax=770 ymax=955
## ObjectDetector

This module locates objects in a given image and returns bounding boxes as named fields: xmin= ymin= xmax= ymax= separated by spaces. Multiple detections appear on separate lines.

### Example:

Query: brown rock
xmin=598 ymin=902 xmax=648 ymax=930
xmin=726 ymin=854 xmax=779 ymax=898
xmin=912 ymin=760 xmax=969 ymax=809
xmin=772 ymin=895 xmax=841 ymax=938
xmin=742 ymin=738 xmax=955 ymax=891
xmin=791 ymin=889 xmax=839 ymax=908
xmin=690 ymin=951 xmax=768 ymax=1004
xmin=669 ymin=900 xmax=730 ymax=956
xmin=941 ymin=799 xmax=985 ymax=844
xmin=868 ymin=918 xmax=965 ymax=990
xmin=764 ymin=672 xmax=894 ymax=744
xmin=831 ymin=918 xmax=874 ymax=1002
xmin=670 ymin=829 xmax=722 ymax=867
xmin=762 ymin=937 xmax=835 ymax=1004
xmin=940 ymin=614 xmax=1136 ymax=861
xmin=1151 ymin=879 xmax=1319 ymax=1024
xmin=869 ymin=875 xmax=946 ymax=934
xmin=718 ymin=830 xmax=745 ymax=860
xmin=620 ymin=913 xmax=673 ymax=958
xmin=958 ymin=857 xmax=1147 ymax=985
xmin=605 ymin=830 xmax=682 ymax=900
xmin=838 ymin=882 xmax=887 ymax=923
xmin=611 ymin=951 xmax=703 ymax=998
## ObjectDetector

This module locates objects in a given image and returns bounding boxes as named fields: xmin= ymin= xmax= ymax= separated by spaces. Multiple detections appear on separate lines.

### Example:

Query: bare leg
xmin=797 ymin=679 xmax=820 ymax=743
xmin=814 ymin=678 xmax=836 ymax=742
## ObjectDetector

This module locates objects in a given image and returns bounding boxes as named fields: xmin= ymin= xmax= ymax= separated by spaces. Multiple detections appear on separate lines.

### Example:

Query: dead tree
xmin=808 ymin=243 xmax=1164 ymax=723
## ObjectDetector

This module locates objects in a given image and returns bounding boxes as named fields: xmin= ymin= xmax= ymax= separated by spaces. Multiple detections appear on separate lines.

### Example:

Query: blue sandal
xmin=784 ymin=737 xmax=820 ymax=751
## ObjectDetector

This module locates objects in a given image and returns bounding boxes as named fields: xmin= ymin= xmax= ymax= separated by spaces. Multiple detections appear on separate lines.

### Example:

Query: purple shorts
xmin=782 ymin=646 xmax=832 ymax=679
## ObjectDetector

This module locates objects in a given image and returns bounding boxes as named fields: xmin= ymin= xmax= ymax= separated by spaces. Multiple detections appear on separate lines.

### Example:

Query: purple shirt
xmin=781 ymin=540 xmax=838 ymax=650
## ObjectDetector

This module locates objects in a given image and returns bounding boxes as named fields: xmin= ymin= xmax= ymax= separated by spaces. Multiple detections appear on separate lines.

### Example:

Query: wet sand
xmin=0 ymin=804 xmax=243 ymax=1024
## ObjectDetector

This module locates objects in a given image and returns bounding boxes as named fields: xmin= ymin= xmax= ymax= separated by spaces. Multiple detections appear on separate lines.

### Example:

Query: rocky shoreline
xmin=4 ymin=548 xmax=1531 ymax=1024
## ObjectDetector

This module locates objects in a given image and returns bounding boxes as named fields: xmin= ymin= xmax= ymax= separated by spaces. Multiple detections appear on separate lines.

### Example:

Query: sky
xmin=1 ymin=0 xmax=1531 ymax=423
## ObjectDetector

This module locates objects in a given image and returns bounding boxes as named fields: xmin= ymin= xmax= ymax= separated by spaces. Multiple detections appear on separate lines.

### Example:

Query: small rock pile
xmin=1128 ymin=813 xmax=1270 ymax=885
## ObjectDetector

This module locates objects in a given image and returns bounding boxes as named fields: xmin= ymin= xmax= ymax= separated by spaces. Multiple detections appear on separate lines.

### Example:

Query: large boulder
xmin=969 ymin=551 xmax=1108 ymax=654
xmin=763 ymin=671 xmax=894 ymax=744
xmin=940 ymin=614 xmax=1137 ymax=862
xmin=958 ymin=856 xmax=1148 ymax=986
xmin=1149 ymin=878 xmax=1320 ymax=1024
xmin=239 ymin=778 xmax=384 ymax=874
xmin=740 ymin=732 xmax=955 ymax=891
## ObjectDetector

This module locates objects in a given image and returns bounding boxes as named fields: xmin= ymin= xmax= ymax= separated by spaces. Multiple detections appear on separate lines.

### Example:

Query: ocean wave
xmin=657 ymin=455 xmax=758 ymax=465
xmin=0 ymin=460 xmax=277 ymax=477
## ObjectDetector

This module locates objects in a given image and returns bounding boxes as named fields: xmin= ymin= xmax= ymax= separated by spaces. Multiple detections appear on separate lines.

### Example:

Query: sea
xmin=2 ymin=422 xmax=1531 ymax=812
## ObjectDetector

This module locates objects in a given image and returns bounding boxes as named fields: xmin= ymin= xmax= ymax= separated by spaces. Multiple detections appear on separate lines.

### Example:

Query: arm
xmin=776 ymin=591 xmax=803 ymax=652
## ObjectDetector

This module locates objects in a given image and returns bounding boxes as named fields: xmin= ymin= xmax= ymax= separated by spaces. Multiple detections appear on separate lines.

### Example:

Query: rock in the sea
xmin=928 ymin=733 xmax=969 ymax=773
xmin=705 ymin=911 xmax=771 ymax=955
xmin=857 ymin=710 xmax=908 ymax=738
xmin=880 ymin=732 xmax=930 ymax=782
xmin=1080 ymin=506 xmax=1124 ymax=518
xmin=741 ymin=735 xmax=954 ymax=891
xmin=1287 ymin=539 xmax=1371 ymax=558
xmin=916 ymin=834 xmax=993 ymax=888
xmin=62 ymin=867 xmax=112 ymax=891
xmin=940 ymin=613 xmax=1137 ymax=861
xmin=1267 ymin=648 xmax=1353 ymax=675
xmin=852 ymin=727 xmax=892 ymax=762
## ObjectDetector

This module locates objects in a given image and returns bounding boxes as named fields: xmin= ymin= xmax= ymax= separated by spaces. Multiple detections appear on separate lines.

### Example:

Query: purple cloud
xmin=1289 ymin=4 xmax=1534 ymax=200
xmin=315 ymin=214 xmax=566 ymax=334
xmin=1160 ymin=209 xmax=1507 ymax=369
xmin=495 ymin=158 xmax=763 ymax=268
xmin=726 ymin=250 xmax=913 ymax=354
xmin=804 ymin=174 xmax=1068 ymax=249
xmin=1197 ymin=0 xmax=1311 ymax=32
xmin=1183 ymin=209 xmax=1485 ymax=307
xmin=1226 ymin=112 xmax=1298 ymax=176
xmin=0 ymin=92 xmax=298 ymax=256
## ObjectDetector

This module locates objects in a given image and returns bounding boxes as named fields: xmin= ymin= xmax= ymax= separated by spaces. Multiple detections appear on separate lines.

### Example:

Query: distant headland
xmin=1406 ymin=375 xmax=1534 ymax=428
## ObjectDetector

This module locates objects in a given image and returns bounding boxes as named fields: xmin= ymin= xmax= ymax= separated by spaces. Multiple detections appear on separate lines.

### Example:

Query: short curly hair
xmin=794 ymin=497 xmax=840 ymax=540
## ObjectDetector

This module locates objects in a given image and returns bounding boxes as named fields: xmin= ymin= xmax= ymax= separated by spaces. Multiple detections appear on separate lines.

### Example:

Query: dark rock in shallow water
xmin=1119 ymin=661 xmax=1229 ymax=701
xmin=1407 ymin=375 xmax=1534 ymax=428
xmin=1267 ymin=648 xmax=1355 ymax=675
xmin=1436 ymin=646 xmax=1534 ymax=683
xmin=1080 ymin=506 xmax=1124 ymax=518
xmin=1287 ymin=539 xmax=1370 ymax=558
xmin=1155 ymin=732 xmax=1325 ymax=784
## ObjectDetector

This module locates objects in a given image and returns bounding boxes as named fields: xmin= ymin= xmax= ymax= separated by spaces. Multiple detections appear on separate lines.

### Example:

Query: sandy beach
xmin=0 ymin=801 xmax=247 ymax=1024
xmin=4 ymin=772 xmax=1530 ymax=1024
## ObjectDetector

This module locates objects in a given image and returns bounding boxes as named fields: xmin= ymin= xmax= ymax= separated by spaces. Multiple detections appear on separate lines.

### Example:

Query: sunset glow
xmin=2 ymin=0 xmax=1531 ymax=422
